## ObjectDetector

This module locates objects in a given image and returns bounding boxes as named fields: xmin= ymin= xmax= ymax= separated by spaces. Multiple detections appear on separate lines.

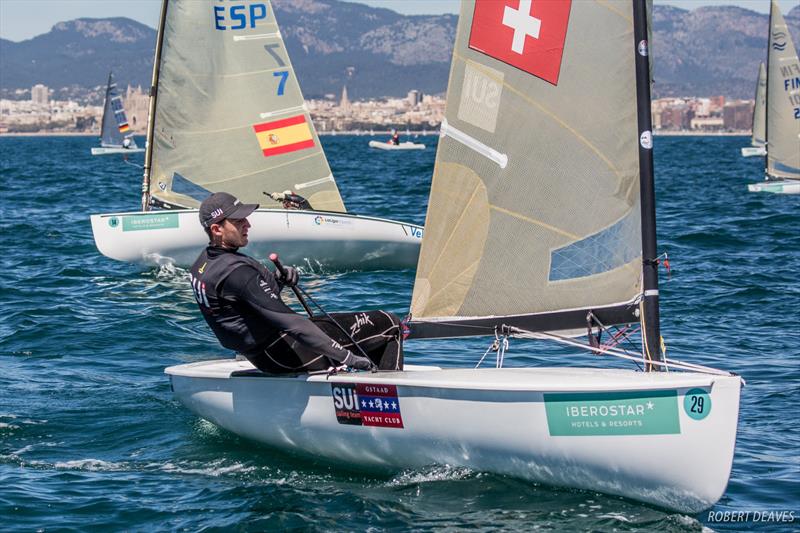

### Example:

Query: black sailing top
xmin=188 ymin=246 xmax=354 ymax=363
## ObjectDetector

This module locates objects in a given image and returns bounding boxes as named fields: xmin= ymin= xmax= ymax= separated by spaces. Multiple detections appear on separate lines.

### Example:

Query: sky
xmin=0 ymin=0 xmax=797 ymax=43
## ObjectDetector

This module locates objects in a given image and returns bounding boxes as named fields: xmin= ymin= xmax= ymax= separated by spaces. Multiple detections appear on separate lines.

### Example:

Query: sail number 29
xmin=683 ymin=388 xmax=711 ymax=421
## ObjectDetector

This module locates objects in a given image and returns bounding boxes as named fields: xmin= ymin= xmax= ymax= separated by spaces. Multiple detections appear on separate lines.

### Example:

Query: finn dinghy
xmin=90 ymin=0 xmax=422 ymax=269
xmin=90 ymin=72 xmax=144 ymax=156
xmin=741 ymin=62 xmax=767 ymax=157
xmin=166 ymin=0 xmax=742 ymax=513
xmin=748 ymin=1 xmax=800 ymax=194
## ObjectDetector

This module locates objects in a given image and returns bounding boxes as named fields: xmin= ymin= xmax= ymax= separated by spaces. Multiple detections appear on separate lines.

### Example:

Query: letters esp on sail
xmin=410 ymin=0 xmax=649 ymax=338
xmin=100 ymin=72 xmax=138 ymax=149
xmin=147 ymin=0 xmax=345 ymax=211
xmin=765 ymin=0 xmax=800 ymax=181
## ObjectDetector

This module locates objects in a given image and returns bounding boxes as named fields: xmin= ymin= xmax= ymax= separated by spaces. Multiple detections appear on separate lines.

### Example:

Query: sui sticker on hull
xmin=331 ymin=383 xmax=404 ymax=428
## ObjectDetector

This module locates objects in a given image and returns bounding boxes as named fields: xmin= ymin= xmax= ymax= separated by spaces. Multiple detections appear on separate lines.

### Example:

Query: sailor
xmin=390 ymin=129 xmax=400 ymax=145
xmin=266 ymin=190 xmax=312 ymax=210
xmin=122 ymin=137 xmax=132 ymax=149
xmin=189 ymin=192 xmax=403 ymax=374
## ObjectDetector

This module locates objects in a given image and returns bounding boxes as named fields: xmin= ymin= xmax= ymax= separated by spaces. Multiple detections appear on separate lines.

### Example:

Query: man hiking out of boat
xmin=189 ymin=192 xmax=403 ymax=374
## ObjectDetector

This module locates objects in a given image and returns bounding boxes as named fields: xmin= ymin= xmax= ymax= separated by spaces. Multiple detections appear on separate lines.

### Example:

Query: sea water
xmin=1 ymin=135 xmax=797 ymax=531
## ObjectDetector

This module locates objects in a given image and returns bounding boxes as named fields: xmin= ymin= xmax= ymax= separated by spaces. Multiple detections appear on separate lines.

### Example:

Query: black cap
xmin=199 ymin=192 xmax=258 ymax=228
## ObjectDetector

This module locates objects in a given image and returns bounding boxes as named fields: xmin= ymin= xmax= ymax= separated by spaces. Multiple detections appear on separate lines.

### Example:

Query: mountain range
xmin=1 ymin=1 xmax=798 ymax=101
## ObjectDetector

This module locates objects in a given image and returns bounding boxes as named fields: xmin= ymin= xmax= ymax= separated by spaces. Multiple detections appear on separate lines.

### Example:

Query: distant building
xmin=31 ymin=84 xmax=49 ymax=106
xmin=723 ymin=101 xmax=753 ymax=131
xmin=407 ymin=89 xmax=421 ymax=107
xmin=659 ymin=105 xmax=694 ymax=130
xmin=710 ymin=95 xmax=725 ymax=109
xmin=340 ymin=85 xmax=350 ymax=111
xmin=694 ymin=98 xmax=711 ymax=117
xmin=690 ymin=116 xmax=724 ymax=131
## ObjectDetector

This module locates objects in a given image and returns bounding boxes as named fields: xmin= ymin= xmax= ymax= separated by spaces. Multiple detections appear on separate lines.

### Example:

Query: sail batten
xmin=410 ymin=0 xmax=645 ymax=333
xmin=148 ymin=0 xmax=346 ymax=211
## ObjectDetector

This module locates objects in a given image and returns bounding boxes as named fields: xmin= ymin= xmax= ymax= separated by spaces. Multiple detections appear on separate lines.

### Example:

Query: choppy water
xmin=1 ymin=134 xmax=797 ymax=531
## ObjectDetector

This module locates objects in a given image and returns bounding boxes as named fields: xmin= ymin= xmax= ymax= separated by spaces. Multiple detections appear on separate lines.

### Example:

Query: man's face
xmin=213 ymin=217 xmax=250 ymax=248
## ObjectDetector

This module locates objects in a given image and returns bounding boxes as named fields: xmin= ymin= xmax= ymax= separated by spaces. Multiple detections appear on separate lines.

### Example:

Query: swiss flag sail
xmin=469 ymin=0 xmax=571 ymax=85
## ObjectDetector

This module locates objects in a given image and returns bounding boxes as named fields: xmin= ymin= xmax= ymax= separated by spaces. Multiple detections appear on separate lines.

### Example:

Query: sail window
xmin=549 ymin=209 xmax=640 ymax=281
xmin=171 ymin=173 xmax=213 ymax=203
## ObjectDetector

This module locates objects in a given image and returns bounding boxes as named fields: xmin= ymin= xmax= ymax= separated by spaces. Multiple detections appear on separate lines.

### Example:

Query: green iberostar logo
xmin=544 ymin=390 xmax=681 ymax=436
xmin=122 ymin=213 xmax=180 ymax=232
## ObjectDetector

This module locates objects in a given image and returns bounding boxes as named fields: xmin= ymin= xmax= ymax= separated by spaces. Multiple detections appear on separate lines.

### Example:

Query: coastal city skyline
xmin=1 ymin=0 xmax=797 ymax=42
xmin=0 ymin=80 xmax=757 ymax=135
xmin=1 ymin=0 xmax=793 ymax=134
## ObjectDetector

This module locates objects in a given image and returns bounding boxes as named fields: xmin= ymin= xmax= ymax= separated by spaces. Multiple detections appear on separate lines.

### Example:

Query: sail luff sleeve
xmin=633 ymin=0 xmax=663 ymax=371
xmin=141 ymin=0 xmax=170 ymax=211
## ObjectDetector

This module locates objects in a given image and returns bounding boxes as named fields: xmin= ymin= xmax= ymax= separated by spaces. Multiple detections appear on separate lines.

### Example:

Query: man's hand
xmin=275 ymin=265 xmax=299 ymax=287
xmin=343 ymin=352 xmax=375 ymax=371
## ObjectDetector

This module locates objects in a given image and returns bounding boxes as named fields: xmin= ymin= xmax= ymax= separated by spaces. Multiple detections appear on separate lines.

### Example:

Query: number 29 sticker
xmin=684 ymin=388 xmax=711 ymax=421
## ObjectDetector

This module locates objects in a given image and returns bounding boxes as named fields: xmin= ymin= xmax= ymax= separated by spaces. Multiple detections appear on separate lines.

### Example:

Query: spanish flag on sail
xmin=253 ymin=115 xmax=314 ymax=157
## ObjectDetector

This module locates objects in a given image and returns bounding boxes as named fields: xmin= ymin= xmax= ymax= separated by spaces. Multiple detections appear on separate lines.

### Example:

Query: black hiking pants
xmin=249 ymin=310 xmax=403 ymax=374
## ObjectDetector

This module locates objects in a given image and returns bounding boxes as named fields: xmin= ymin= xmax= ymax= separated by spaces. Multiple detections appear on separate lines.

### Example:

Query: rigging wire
xmin=510 ymin=327 xmax=734 ymax=377
xmin=475 ymin=328 xmax=510 ymax=368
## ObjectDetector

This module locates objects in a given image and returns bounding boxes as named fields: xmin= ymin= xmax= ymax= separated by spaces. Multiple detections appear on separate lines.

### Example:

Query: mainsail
xmin=145 ymin=0 xmax=345 ymax=211
xmin=766 ymin=0 xmax=800 ymax=180
xmin=752 ymin=62 xmax=766 ymax=148
xmin=410 ymin=0 xmax=655 ymax=338
xmin=100 ymin=72 xmax=138 ymax=149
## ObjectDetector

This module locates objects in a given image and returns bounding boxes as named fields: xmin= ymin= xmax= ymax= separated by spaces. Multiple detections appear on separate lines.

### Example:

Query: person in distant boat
xmin=266 ymin=190 xmax=312 ymax=210
xmin=389 ymin=129 xmax=400 ymax=145
xmin=122 ymin=137 xmax=132 ymax=149
xmin=189 ymin=192 xmax=403 ymax=374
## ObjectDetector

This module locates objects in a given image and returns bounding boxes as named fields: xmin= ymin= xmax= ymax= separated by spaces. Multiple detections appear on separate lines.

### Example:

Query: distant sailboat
xmin=748 ymin=1 xmax=800 ymax=194
xmin=368 ymin=140 xmax=425 ymax=151
xmin=741 ymin=62 xmax=766 ymax=157
xmin=91 ymin=72 xmax=144 ymax=156
xmin=167 ymin=0 xmax=742 ymax=513
xmin=90 ymin=0 xmax=422 ymax=269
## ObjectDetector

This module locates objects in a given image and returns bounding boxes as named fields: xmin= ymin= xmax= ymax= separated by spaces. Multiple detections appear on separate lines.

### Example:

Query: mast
xmin=764 ymin=3 xmax=772 ymax=177
xmin=632 ymin=0 xmax=663 ymax=372
xmin=140 ymin=0 xmax=169 ymax=212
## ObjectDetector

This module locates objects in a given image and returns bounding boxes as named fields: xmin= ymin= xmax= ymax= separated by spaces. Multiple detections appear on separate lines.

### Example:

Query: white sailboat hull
xmin=90 ymin=209 xmax=423 ymax=269
xmin=747 ymin=180 xmax=800 ymax=194
xmin=369 ymin=140 xmax=426 ymax=151
xmin=166 ymin=359 xmax=742 ymax=513
xmin=740 ymin=146 xmax=766 ymax=157
xmin=91 ymin=147 xmax=145 ymax=156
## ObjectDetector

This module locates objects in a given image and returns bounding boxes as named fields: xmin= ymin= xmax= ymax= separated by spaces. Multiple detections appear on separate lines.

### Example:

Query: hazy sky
xmin=0 ymin=0 xmax=797 ymax=43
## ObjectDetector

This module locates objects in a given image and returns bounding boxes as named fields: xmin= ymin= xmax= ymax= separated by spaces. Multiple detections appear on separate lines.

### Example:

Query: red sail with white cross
xmin=468 ymin=0 xmax=571 ymax=85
